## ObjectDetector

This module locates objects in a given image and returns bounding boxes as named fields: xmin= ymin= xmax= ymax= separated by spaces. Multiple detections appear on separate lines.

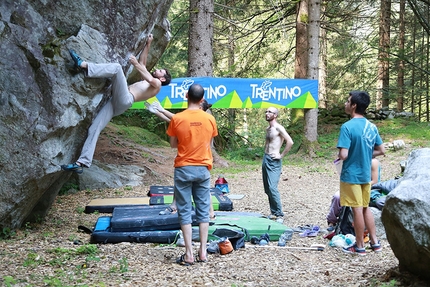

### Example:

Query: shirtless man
xmin=262 ymin=107 xmax=294 ymax=224
xmin=61 ymin=34 xmax=171 ymax=173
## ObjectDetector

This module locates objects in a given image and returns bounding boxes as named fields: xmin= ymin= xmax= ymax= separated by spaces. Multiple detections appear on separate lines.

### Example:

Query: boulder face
xmin=0 ymin=0 xmax=173 ymax=229
xmin=381 ymin=148 xmax=430 ymax=280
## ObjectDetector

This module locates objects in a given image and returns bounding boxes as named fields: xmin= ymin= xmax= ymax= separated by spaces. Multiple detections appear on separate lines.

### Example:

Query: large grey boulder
xmin=381 ymin=148 xmax=430 ymax=280
xmin=0 ymin=0 xmax=173 ymax=229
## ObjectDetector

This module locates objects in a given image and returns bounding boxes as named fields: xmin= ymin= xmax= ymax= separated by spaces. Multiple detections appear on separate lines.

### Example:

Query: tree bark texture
xmin=188 ymin=0 xmax=214 ymax=77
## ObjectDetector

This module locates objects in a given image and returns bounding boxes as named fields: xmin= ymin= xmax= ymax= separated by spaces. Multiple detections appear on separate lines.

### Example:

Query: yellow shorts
xmin=339 ymin=182 xmax=371 ymax=207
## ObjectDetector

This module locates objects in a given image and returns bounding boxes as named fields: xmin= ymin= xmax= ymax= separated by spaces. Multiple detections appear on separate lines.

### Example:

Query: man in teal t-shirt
xmin=337 ymin=91 xmax=385 ymax=256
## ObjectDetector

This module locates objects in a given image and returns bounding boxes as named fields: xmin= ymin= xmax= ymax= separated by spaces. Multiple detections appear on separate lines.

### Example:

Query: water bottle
xmin=345 ymin=234 xmax=356 ymax=246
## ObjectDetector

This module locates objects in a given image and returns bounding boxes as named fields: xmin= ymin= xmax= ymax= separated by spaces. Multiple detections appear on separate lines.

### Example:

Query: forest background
xmin=122 ymin=0 xmax=430 ymax=158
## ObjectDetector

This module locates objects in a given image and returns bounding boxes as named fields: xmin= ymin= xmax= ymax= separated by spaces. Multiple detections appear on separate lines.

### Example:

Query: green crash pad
xmin=208 ymin=213 xmax=291 ymax=241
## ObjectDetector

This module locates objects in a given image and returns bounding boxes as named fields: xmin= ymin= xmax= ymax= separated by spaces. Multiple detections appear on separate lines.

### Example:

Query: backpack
xmin=335 ymin=206 xmax=355 ymax=236
xmin=212 ymin=227 xmax=246 ymax=250
xmin=215 ymin=175 xmax=230 ymax=193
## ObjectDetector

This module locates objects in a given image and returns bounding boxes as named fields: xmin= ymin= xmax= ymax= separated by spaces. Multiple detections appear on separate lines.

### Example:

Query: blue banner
xmin=131 ymin=77 xmax=318 ymax=109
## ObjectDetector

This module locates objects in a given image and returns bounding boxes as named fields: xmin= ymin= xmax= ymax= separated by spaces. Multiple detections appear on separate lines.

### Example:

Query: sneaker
xmin=342 ymin=244 xmax=366 ymax=256
xmin=61 ymin=162 xmax=83 ymax=174
xmin=69 ymin=49 xmax=83 ymax=68
xmin=260 ymin=233 xmax=270 ymax=242
xmin=327 ymin=223 xmax=335 ymax=232
xmin=278 ymin=229 xmax=293 ymax=247
xmin=370 ymin=241 xmax=382 ymax=253
xmin=250 ymin=236 xmax=260 ymax=245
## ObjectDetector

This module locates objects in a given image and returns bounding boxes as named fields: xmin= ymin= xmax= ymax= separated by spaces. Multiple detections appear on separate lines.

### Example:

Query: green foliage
xmin=376 ymin=118 xmax=430 ymax=144
xmin=223 ymin=147 xmax=264 ymax=162
xmin=158 ymin=0 xmax=189 ymax=78
xmin=59 ymin=182 xmax=79 ymax=195
xmin=0 ymin=227 xmax=16 ymax=240
xmin=23 ymin=252 xmax=42 ymax=267
xmin=2 ymin=276 xmax=17 ymax=287
xmin=75 ymin=244 xmax=99 ymax=256
xmin=108 ymin=119 xmax=169 ymax=147
xmin=43 ymin=276 xmax=63 ymax=287
xmin=75 ymin=206 xmax=85 ymax=214
xmin=119 ymin=257 xmax=129 ymax=273
xmin=220 ymin=117 xmax=430 ymax=163
xmin=108 ymin=258 xmax=128 ymax=274
xmin=368 ymin=278 xmax=399 ymax=287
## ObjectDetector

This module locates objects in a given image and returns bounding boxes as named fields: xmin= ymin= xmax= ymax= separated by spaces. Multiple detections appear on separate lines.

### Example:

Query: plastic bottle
xmin=345 ymin=234 xmax=356 ymax=246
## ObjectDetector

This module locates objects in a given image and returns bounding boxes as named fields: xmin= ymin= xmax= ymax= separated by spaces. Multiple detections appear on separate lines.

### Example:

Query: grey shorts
xmin=174 ymin=166 xmax=211 ymax=225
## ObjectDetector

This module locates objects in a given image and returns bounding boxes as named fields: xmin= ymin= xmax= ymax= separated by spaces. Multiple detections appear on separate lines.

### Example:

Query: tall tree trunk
xmin=376 ymin=0 xmax=391 ymax=109
xmin=188 ymin=0 xmax=228 ymax=167
xmin=304 ymin=0 xmax=320 ymax=152
xmin=411 ymin=15 xmax=417 ymax=115
xmin=227 ymin=4 xmax=237 ymax=146
xmin=291 ymin=0 xmax=308 ymax=125
xmin=188 ymin=0 xmax=213 ymax=77
xmin=426 ymin=5 xmax=430 ymax=122
xmin=397 ymin=0 xmax=405 ymax=112
xmin=319 ymin=3 xmax=327 ymax=109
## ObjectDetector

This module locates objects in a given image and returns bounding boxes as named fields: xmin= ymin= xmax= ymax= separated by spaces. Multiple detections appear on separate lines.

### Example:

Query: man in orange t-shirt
xmin=167 ymin=83 xmax=218 ymax=266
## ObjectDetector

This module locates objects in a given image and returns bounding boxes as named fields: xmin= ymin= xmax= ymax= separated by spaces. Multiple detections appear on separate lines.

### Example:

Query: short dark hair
xmin=349 ymin=91 xmax=370 ymax=115
xmin=200 ymin=99 xmax=212 ymax=111
xmin=162 ymin=68 xmax=172 ymax=86
xmin=187 ymin=83 xmax=204 ymax=103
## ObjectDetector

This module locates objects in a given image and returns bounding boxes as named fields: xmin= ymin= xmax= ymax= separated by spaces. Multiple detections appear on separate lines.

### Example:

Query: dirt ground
xmin=0 ymin=126 xmax=427 ymax=287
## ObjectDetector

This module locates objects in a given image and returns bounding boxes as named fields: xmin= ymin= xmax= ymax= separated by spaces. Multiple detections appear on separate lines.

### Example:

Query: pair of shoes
xmin=277 ymin=229 xmax=293 ymax=247
xmin=293 ymin=224 xmax=312 ymax=232
xmin=176 ymin=254 xmax=194 ymax=266
xmin=159 ymin=206 xmax=176 ymax=215
xmin=61 ymin=162 xmax=83 ymax=174
xmin=370 ymin=241 xmax=382 ymax=253
xmin=69 ymin=49 xmax=83 ymax=68
xmin=299 ymin=225 xmax=320 ymax=237
xmin=250 ymin=233 xmax=270 ymax=245
xmin=342 ymin=244 xmax=366 ymax=256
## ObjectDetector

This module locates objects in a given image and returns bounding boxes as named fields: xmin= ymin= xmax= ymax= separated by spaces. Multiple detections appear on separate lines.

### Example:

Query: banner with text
xmin=131 ymin=77 xmax=318 ymax=109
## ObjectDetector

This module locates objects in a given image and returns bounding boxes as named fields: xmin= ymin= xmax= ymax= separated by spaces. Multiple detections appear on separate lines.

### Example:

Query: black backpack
xmin=335 ymin=206 xmax=355 ymax=235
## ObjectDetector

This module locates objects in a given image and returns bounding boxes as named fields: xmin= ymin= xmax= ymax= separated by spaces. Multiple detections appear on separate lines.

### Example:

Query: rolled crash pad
xmin=110 ymin=206 xmax=197 ymax=232
xmin=85 ymin=197 xmax=150 ymax=214
xmin=90 ymin=216 xmax=180 ymax=244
